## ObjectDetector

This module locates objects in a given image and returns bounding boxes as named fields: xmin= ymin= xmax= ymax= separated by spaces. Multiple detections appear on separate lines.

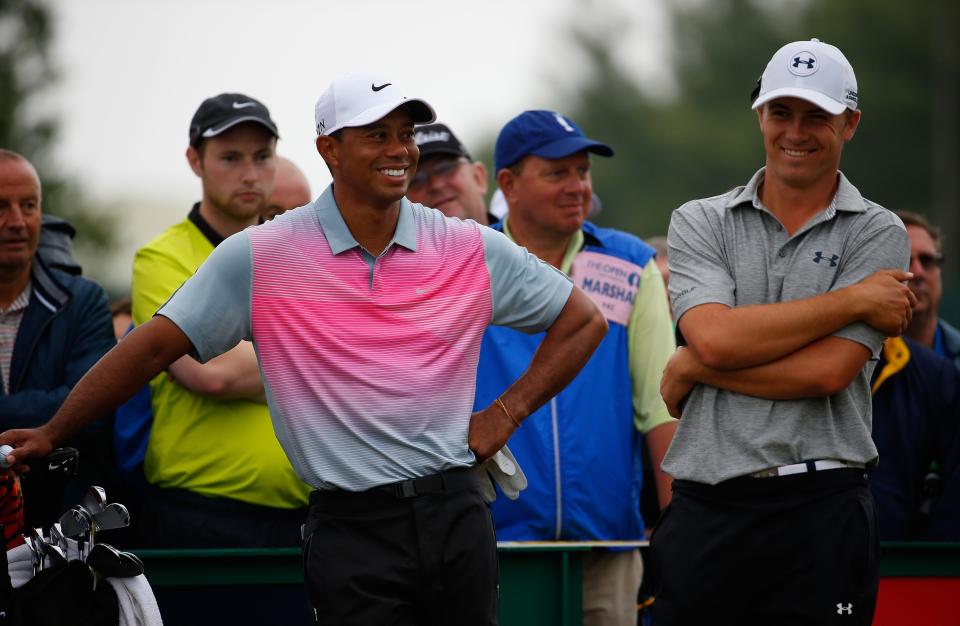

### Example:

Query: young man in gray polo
xmin=655 ymin=39 xmax=917 ymax=625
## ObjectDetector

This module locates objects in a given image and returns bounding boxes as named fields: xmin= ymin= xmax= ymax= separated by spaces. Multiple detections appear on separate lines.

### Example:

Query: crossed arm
xmin=167 ymin=341 xmax=264 ymax=400
xmin=660 ymin=269 xmax=916 ymax=417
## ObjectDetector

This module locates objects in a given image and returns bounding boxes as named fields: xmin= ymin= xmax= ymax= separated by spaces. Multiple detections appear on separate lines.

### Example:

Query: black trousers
xmin=131 ymin=484 xmax=307 ymax=548
xmin=650 ymin=468 xmax=879 ymax=626
xmin=303 ymin=469 xmax=499 ymax=626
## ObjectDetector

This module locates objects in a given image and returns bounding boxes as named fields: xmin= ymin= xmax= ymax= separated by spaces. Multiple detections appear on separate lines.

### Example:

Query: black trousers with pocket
xmin=303 ymin=468 xmax=499 ymax=626
xmin=650 ymin=468 xmax=879 ymax=626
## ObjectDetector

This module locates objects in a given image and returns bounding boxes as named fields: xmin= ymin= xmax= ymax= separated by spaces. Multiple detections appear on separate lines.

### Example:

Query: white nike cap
xmin=751 ymin=38 xmax=858 ymax=115
xmin=314 ymin=72 xmax=436 ymax=136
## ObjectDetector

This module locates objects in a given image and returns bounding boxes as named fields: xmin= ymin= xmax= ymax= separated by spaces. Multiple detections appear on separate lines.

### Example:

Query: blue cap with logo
xmin=494 ymin=110 xmax=614 ymax=172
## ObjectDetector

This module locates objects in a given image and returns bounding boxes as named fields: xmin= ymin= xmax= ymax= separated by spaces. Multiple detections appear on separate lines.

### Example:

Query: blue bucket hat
xmin=494 ymin=110 xmax=613 ymax=172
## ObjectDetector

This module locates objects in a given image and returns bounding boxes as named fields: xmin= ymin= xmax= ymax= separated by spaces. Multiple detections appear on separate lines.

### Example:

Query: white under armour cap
xmin=314 ymin=72 xmax=436 ymax=136
xmin=751 ymin=39 xmax=858 ymax=115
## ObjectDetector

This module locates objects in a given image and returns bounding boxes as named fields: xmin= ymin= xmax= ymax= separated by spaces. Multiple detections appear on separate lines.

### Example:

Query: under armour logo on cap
xmin=789 ymin=52 xmax=819 ymax=76
xmin=751 ymin=38 xmax=858 ymax=115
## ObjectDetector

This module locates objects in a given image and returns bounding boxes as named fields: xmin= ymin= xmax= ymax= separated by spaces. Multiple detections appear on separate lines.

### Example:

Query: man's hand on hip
xmin=468 ymin=404 xmax=518 ymax=462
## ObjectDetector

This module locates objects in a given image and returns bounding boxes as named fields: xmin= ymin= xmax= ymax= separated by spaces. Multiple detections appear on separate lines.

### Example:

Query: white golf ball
xmin=0 ymin=445 xmax=12 ymax=469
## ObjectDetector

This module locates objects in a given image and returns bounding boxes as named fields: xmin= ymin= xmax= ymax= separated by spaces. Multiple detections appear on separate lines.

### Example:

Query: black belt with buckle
xmin=310 ymin=467 xmax=478 ymax=507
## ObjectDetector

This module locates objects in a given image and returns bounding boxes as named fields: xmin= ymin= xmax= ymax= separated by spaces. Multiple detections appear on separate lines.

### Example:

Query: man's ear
xmin=472 ymin=161 xmax=489 ymax=195
xmin=843 ymin=109 xmax=862 ymax=142
xmin=316 ymin=136 xmax=339 ymax=170
xmin=496 ymin=168 xmax=517 ymax=205
xmin=186 ymin=146 xmax=203 ymax=178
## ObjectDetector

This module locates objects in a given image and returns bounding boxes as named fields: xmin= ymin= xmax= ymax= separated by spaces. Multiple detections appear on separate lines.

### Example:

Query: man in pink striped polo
xmin=1 ymin=73 xmax=608 ymax=625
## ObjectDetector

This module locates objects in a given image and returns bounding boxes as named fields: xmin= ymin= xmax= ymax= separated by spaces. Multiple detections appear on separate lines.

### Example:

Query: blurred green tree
xmin=0 ymin=0 xmax=116 ymax=269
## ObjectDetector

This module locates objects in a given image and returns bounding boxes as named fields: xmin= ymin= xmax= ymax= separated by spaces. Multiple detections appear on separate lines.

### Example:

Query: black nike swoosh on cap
xmin=372 ymin=83 xmax=392 ymax=92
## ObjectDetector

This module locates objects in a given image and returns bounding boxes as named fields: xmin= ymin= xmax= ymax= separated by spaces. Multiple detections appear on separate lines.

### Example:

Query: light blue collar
xmin=314 ymin=185 xmax=418 ymax=255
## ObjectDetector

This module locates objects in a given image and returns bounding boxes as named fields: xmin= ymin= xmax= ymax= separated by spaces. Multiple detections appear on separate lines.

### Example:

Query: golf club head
xmin=58 ymin=506 xmax=91 ymax=539
xmin=48 ymin=522 xmax=67 ymax=553
xmin=21 ymin=535 xmax=42 ymax=575
xmin=92 ymin=503 xmax=130 ymax=532
xmin=87 ymin=543 xmax=144 ymax=578
xmin=79 ymin=486 xmax=107 ymax=516
xmin=29 ymin=528 xmax=67 ymax=567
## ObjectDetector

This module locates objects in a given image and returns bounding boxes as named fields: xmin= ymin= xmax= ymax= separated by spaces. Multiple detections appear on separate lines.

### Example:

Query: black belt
xmin=310 ymin=467 xmax=478 ymax=506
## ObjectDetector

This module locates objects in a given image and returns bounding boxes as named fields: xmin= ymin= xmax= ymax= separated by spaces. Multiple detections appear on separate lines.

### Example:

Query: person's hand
xmin=0 ymin=427 xmax=55 ymax=472
xmin=468 ymin=402 xmax=518 ymax=462
xmin=660 ymin=347 xmax=697 ymax=418
xmin=853 ymin=270 xmax=917 ymax=336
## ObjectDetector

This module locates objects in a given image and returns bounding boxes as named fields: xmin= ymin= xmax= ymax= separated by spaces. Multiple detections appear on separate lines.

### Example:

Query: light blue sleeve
xmin=480 ymin=226 xmax=573 ymax=333
xmin=156 ymin=231 xmax=253 ymax=363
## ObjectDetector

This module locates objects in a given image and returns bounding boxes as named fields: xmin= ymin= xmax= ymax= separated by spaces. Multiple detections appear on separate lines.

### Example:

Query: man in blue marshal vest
xmin=474 ymin=110 xmax=677 ymax=626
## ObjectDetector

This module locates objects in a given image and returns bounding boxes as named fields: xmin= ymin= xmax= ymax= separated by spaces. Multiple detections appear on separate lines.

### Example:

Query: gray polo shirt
xmin=664 ymin=168 xmax=909 ymax=484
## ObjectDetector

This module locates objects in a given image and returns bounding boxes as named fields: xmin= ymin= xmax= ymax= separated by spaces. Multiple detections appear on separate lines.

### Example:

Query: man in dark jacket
xmin=870 ymin=336 xmax=960 ymax=540
xmin=0 ymin=150 xmax=115 ymax=513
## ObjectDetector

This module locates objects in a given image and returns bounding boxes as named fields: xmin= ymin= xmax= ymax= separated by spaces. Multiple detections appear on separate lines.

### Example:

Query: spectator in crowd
xmin=646 ymin=235 xmax=672 ymax=319
xmin=656 ymin=39 xmax=915 ymax=625
xmin=897 ymin=211 xmax=960 ymax=368
xmin=406 ymin=122 xmax=493 ymax=224
xmin=0 ymin=150 xmax=116 ymax=509
xmin=262 ymin=156 xmax=311 ymax=221
xmin=124 ymin=93 xmax=311 ymax=547
xmin=870 ymin=335 xmax=960 ymax=540
xmin=110 ymin=298 xmax=132 ymax=341
xmin=475 ymin=109 xmax=676 ymax=626
xmin=0 ymin=73 xmax=607 ymax=625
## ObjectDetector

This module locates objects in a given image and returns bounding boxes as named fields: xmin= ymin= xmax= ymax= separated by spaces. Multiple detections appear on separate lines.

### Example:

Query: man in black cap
xmin=118 ymin=93 xmax=310 ymax=547
xmin=406 ymin=122 xmax=494 ymax=224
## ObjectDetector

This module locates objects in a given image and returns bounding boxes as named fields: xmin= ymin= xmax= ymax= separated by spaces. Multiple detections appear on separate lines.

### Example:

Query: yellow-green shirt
xmin=132 ymin=214 xmax=310 ymax=508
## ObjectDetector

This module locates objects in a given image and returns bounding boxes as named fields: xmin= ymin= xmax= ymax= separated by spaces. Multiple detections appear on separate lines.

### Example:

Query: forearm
xmin=167 ymin=341 xmax=264 ymax=399
xmin=40 ymin=317 xmax=192 ymax=446
xmin=688 ymin=336 xmax=871 ymax=400
xmin=501 ymin=288 xmax=607 ymax=422
xmin=680 ymin=289 xmax=864 ymax=370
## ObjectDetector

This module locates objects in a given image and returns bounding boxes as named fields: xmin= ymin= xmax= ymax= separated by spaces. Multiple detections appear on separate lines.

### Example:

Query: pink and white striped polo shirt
xmin=158 ymin=186 xmax=572 ymax=490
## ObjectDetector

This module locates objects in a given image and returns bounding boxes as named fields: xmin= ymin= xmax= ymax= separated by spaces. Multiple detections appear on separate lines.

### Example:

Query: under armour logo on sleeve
xmin=836 ymin=603 xmax=853 ymax=615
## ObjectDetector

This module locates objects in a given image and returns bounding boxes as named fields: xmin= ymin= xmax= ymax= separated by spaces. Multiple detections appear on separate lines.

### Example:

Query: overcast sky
xmin=44 ymin=0 xmax=668 ymax=290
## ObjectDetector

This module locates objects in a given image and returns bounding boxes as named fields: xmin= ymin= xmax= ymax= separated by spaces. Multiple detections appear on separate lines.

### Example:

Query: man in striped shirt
xmin=1 ymin=74 xmax=607 ymax=625
xmin=0 ymin=150 xmax=115 ymax=511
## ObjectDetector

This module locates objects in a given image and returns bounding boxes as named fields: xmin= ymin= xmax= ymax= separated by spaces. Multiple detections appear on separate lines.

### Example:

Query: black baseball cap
xmin=414 ymin=123 xmax=471 ymax=160
xmin=189 ymin=93 xmax=279 ymax=148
